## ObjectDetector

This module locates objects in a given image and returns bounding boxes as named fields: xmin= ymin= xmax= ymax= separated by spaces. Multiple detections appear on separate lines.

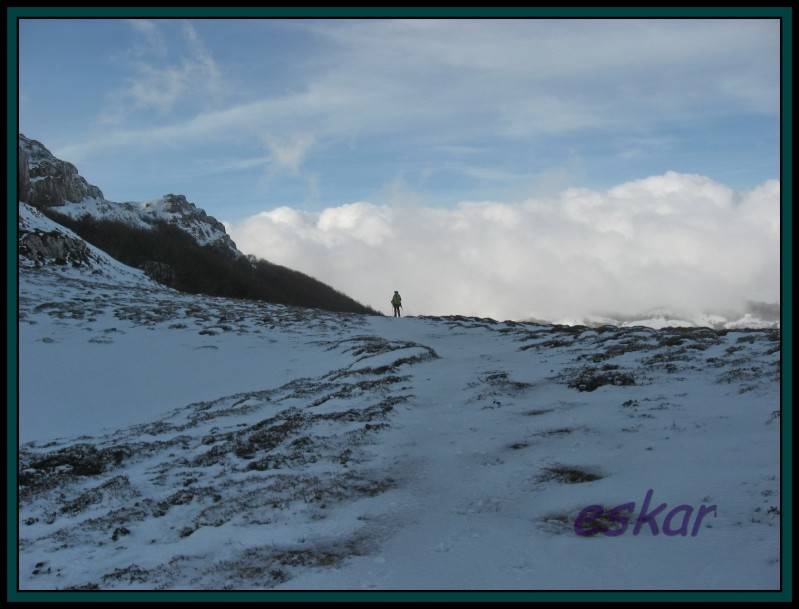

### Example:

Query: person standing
xmin=391 ymin=291 xmax=402 ymax=317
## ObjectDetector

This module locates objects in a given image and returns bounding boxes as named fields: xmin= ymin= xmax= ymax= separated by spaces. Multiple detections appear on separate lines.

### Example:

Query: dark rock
xmin=19 ymin=230 xmax=91 ymax=267
xmin=538 ymin=465 xmax=603 ymax=484
xmin=569 ymin=367 xmax=635 ymax=392
xmin=111 ymin=526 xmax=130 ymax=541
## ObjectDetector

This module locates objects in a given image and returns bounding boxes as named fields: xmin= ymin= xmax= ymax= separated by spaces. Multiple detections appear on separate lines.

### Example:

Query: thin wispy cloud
xmin=125 ymin=19 xmax=167 ymax=57
xmin=199 ymin=156 xmax=273 ymax=174
xmin=262 ymin=133 xmax=316 ymax=174
xmin=53 ymin=19 xmax=777 ymax=162
xmin=98 ymin=21 xmax=226 ymax=125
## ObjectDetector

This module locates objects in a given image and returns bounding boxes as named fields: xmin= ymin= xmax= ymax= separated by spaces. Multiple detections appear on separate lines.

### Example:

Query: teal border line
xmin=6 ymin=5 xmax=793 ymax=603
xmin=7 ymin=4 xmax=20 ymax=606
xmin=779 ymin=8 xmax=793 ymax=604
xmin=3 ymin=6 xmax=796 ymax=18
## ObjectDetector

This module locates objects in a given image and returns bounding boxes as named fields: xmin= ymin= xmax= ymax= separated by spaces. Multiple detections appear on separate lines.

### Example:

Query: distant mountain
xmin=564 ymin=305 xmax=780 ymax=331
xmin=17 ymin=134 xmax=377 ymax=315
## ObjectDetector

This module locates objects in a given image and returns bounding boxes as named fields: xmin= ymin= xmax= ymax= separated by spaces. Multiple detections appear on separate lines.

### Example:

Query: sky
xmin=19 ymin=18 xmax=781 ymax=321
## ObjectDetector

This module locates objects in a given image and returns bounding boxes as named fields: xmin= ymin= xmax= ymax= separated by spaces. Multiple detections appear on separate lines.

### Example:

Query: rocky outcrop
xmin=160 ymin=194 xmax=227 ymax=235
xmin=19 ymin=230 xmax=92 ymax=267
xmin=141 ymin=194 xmax=239 ymax=254
xmin=18 ymin=135 xmax=104 ymax=207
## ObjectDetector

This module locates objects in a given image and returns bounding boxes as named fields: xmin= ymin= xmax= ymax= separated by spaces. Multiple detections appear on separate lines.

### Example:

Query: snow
xmin=20 ymin=326 xmax=331 ymax=443
xmin=50 ymin=197 xmax=150 ymax=229
xmin=17 ymin=215 xmax=781 ymax=590
xmin=23 ymin=190 xmax=233 ymax=253
xmin=48 ymin=196 xmax=233 ymax=249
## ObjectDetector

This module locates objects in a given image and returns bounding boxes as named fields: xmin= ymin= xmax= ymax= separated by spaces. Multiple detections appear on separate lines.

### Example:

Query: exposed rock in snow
xmin=19 ymin=230 xmax=92 ymax=268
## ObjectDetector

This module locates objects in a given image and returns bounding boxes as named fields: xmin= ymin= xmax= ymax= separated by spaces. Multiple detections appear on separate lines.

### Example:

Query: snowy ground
xmin=18 ymin=245 xmax=781 ymax=590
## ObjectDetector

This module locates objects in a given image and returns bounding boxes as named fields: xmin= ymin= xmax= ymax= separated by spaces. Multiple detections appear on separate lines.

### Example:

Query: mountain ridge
xmin=17 ymin=133 xmax=377 ymax=315
xmin=18 ymin=134 xmax=239 ymax=255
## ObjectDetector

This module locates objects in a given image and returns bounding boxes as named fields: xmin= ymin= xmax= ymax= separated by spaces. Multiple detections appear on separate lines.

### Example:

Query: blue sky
xmin=19 ymin=18 xmax=779 ymax=225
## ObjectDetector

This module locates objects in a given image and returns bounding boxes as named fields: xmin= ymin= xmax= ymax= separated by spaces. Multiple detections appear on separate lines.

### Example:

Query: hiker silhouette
xmin=391 ymin=291 xmax=402 ymax=317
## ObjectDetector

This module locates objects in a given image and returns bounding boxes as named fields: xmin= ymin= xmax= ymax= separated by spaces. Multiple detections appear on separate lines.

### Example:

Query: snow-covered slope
xmin=18 ymin=252 xmax=781 ymax=590
xmin=18 ymin=134 xmax=239 ymax=255
xmin=18 ymin=202 xmax=156 ymax=287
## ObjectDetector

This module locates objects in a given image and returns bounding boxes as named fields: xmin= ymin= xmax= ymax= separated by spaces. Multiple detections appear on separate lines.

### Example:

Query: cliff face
xmin=18 ymin=134 xmax=105 ymax=207
xmin=17 ymin=134 xmax=239 ymax=255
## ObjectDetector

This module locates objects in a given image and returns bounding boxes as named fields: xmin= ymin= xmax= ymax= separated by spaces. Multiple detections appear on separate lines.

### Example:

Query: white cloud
xmin=228 ymin=172 xmax=779 ymax=322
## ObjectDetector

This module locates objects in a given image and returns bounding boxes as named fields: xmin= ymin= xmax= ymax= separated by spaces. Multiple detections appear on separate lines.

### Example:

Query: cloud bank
xmin=228 ymin=172 xmax=779 ymax=324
